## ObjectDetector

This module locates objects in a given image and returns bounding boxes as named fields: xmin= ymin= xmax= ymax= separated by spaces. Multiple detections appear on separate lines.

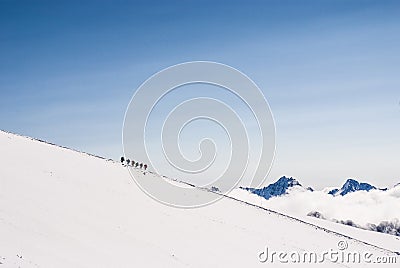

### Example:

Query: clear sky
xmin=1 ymin=0 xmax=399 ymax=189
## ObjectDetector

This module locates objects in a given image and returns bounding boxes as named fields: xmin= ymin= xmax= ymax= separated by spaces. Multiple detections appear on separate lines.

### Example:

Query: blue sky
xmin=1 ymin=0 xmax=399 ymax=188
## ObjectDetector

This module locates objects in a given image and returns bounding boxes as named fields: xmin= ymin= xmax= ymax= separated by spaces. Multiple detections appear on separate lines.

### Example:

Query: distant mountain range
xmin=327 ymin=178 xmax=388 ymax=196
xmin=242 ymin=176 xmax=395 ymax=200
xmin=241 ymin=176 xmax=306 ymax=200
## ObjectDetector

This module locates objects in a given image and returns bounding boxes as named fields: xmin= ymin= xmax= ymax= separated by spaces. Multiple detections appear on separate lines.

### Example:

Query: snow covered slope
xmin=230 ymin=189 xmax=400 ymax=252
xmin=0 ymin=130 xmax=398 ymax=267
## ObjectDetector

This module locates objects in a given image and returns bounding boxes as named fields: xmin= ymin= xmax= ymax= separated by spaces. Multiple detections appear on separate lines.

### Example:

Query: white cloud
xmin=231 ymin=185 xmax=400 ymax=230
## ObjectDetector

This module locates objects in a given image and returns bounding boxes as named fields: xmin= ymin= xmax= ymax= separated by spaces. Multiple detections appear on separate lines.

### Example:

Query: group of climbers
xmin=120 ymin=156 xmax=147 ymax=170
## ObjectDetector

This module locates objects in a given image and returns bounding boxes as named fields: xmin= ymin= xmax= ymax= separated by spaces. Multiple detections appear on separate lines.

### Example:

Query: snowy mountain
xmin=241 ymin=176 xmax=310 ymax=200
xmin=1 ymin=130 xmax=399 ymax=267
xmin=328 ymin=178 xmax=377 ymax=196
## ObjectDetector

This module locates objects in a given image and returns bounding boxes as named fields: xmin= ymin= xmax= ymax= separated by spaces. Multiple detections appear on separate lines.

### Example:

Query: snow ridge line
xmin=0 ymin=129 xmax=113 ymax=162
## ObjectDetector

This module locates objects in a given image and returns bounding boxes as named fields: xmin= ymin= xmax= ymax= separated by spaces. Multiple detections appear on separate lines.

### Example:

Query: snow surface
xmin=229 ymin=189 xmax=400 ymax=252
xmin=0 ymin=130 xmax=398 ymax=267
